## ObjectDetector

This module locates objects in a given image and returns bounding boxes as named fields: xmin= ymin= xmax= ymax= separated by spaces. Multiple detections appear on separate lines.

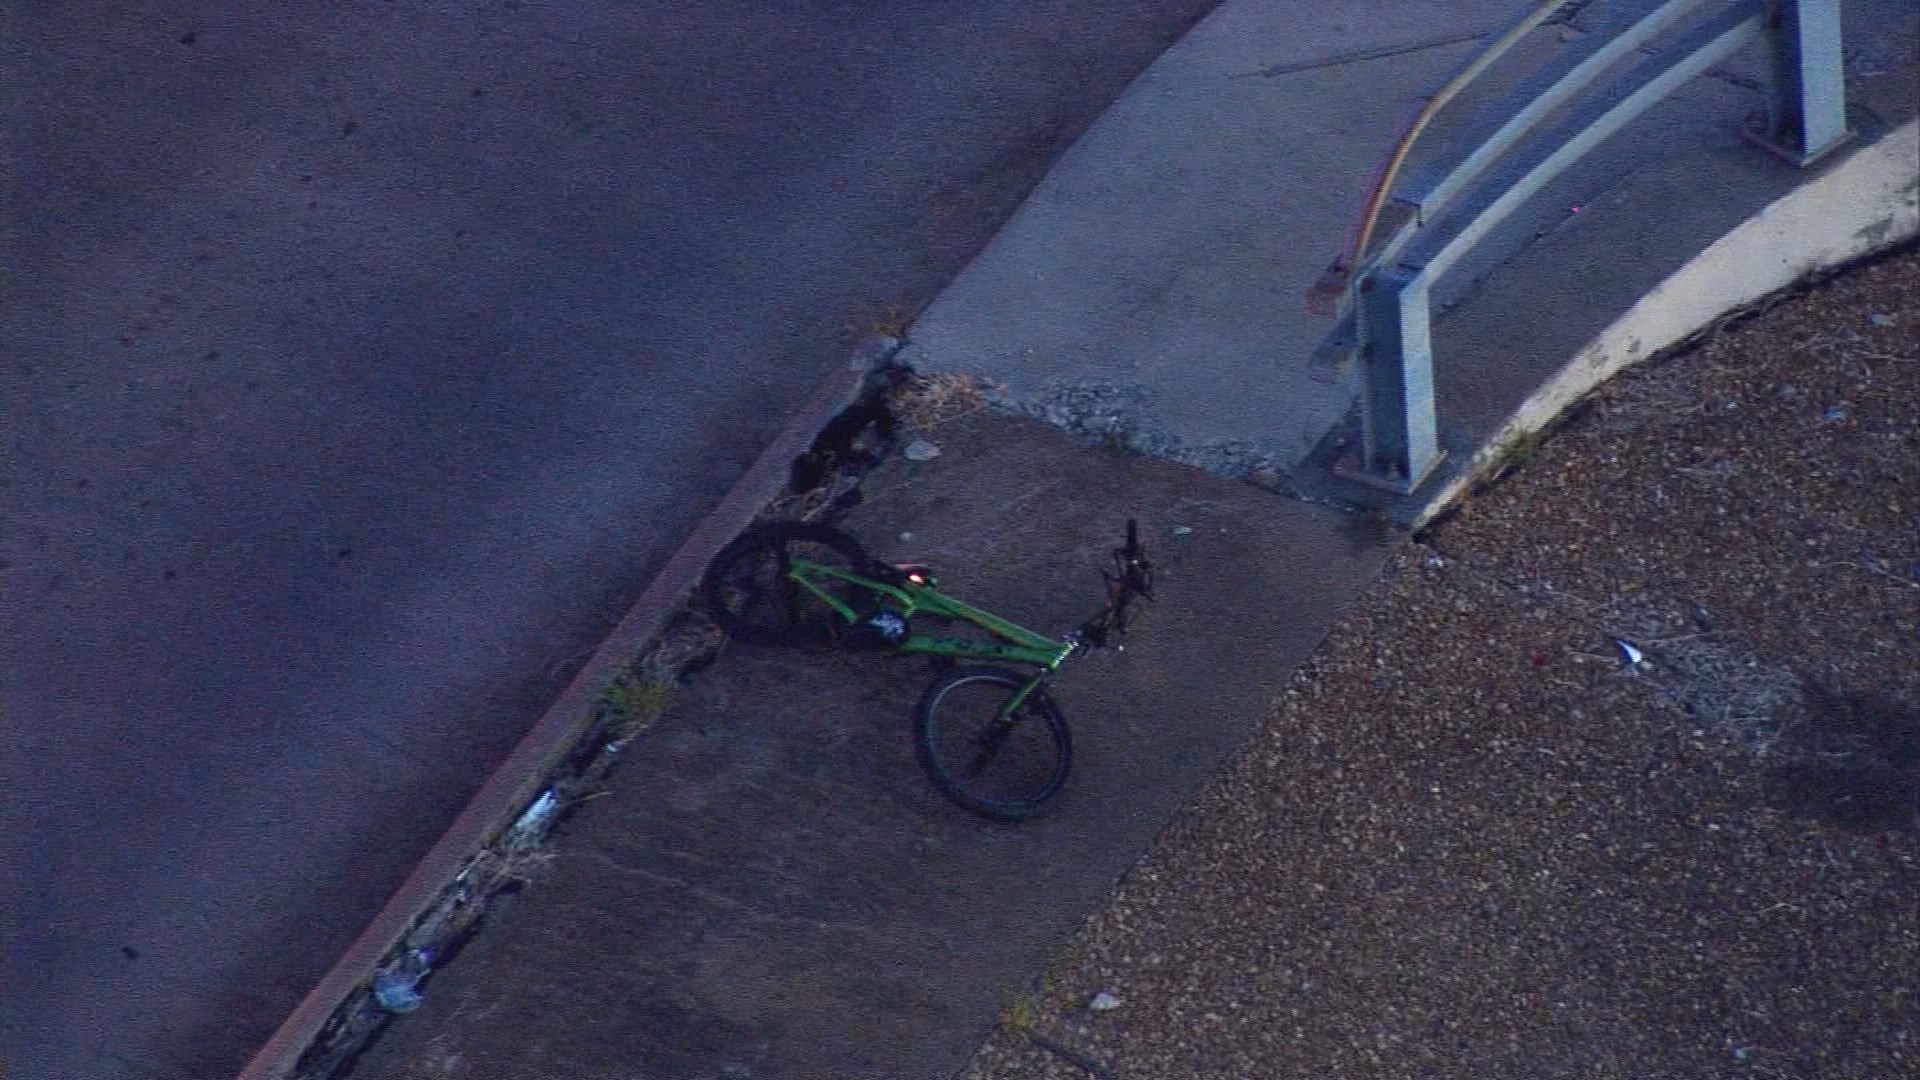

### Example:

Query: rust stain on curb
xmin=238 ymin=361 xmax=874 ymax=1080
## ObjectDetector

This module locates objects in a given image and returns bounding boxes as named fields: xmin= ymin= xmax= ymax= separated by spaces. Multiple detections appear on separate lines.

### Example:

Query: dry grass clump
xmin=891 ymin=371 xmax=991 ymax=430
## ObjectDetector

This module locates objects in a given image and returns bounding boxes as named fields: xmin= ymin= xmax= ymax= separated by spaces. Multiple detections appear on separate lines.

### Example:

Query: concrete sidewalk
xmin=901 ymin=0 xmax=1918 ymax=486
xmin=354 ymin=411 xmax=1391 ymax=1079
xmin=263 ymin=0 xmax=1916 ymax=1075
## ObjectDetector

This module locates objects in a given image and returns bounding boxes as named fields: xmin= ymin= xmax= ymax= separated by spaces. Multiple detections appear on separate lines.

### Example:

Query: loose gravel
xmin=958 ymin=245 xmax=1920 ymax=1080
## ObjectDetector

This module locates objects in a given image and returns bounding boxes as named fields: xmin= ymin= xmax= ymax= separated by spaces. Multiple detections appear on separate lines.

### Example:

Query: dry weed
xmin=891 ymin=371 xmax=989 ymax=430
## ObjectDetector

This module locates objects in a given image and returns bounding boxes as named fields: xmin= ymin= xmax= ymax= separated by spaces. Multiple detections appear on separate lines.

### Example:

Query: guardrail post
xmin=1311 ymin=0 xmax=1843 ymax=501
xmin=1757 ymin=0 xmax=1850 ymax=164
xmin=1336 ymin=267 xmax=1445 ymax=494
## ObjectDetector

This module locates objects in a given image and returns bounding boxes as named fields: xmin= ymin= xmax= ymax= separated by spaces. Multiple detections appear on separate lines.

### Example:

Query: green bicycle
xmin=702 ymin=518 xmax=1153 ymax=821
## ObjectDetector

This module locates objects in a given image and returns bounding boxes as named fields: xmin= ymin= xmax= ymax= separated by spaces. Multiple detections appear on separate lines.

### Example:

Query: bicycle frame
xmin=784 ymin=558 xmax=1074 ymax=710
xmin=704 ymin=516 xmax=1152 ymax=820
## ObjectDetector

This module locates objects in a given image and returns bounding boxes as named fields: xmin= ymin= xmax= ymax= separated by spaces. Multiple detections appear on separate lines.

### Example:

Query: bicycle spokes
xmin=915 ymin=667 xmax=1072 ymax=821
xmin=773 ymin=547 xmax=801 ymax=626
xmin=962 ymin=714 xmax=1020 ymax=778
xmin=702 ymin=521 xmax=870 ymax=647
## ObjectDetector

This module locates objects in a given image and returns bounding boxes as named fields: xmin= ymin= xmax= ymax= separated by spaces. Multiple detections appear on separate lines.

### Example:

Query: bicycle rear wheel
xmin=702 ymin=521 xmax=869 ymax=646
xmin=914 ymin=665 xmax=1072 ymax=821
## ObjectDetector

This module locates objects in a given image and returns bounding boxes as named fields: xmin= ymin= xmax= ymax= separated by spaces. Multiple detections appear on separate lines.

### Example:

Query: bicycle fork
xmin=964 ymin=671 xmax=1052 ymax=776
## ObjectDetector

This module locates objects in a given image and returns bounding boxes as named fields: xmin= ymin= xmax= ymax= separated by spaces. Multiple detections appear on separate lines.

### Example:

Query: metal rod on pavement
xmin=1343 ymin=0 xmax=1576 ymax=272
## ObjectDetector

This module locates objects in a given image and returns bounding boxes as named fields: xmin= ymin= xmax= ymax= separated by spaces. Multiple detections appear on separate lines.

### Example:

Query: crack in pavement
xmin=576 ymin=848 xmax=893 ymax=936
xmin=1234 ymin=30 xmax=1492 ymax=80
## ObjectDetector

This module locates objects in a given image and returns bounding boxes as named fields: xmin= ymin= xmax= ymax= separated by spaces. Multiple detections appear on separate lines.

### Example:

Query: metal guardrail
xmin=1311 ymin=0 xmax=1852 ymax=495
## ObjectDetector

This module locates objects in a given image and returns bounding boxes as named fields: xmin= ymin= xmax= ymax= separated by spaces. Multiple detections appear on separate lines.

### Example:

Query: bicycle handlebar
xmin=1072 ymin=518 xmax=1154 ymax=650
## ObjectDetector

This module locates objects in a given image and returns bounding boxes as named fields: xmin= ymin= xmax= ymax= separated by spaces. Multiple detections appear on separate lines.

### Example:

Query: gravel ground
xmin=958 ymin=245 xmax=1920 ymax=1080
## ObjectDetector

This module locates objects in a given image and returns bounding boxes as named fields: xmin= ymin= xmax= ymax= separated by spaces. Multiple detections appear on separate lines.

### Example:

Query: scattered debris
xmin=1088 ymin=991 xmax=1123 ymax=1012
xmin=506 ymin=789 xmax=559 ymax=851
xmin=1853 ymin=552 xmax=1920 ymax=588
xmin=903 ymin=438 xmax=942 ymax=462
xmin=1822 ymin=404 xmax=1850 ymax=422
xmin=1867 ymin=312 xmax=1895 ymax=327
xmin=1247 ymin=466 xmax=1285 ymax=493
xmin=1171 ymin=525 xmax=1193 ymax=537
xmin=372 ymin=964 xmax=427 ymax=1014
xmin=1025 ymin=1029 xmax=1117 ymax=1080
xmin=1626 ymin=630 xmax=1806 ymax=756
xmin=371 ymin=976 xmax=422 ymax=1014
xmin=1689 ymin=602 xmax=1713 ymax=633
xmin=285 ymin=600 xmax=728 ymax=1075
xmin=1612 ymin=637 xmax=1647 ymax=669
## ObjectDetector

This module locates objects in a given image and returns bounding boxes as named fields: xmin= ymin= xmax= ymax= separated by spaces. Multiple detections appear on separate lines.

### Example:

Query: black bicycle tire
xmin=702 ymin=520 xmax=870 ymax=646
xmin=914 ymin=665 xmax=1073 ymax=821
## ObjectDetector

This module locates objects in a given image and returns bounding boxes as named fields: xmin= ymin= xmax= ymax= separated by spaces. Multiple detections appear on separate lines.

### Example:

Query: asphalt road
xmin=0 ymin=2 xmax=1220 ymax=1076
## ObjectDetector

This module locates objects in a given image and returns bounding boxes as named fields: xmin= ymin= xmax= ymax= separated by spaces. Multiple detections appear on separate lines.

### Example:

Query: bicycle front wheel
xmin=702 ymin=520 xmax=869 ymax=646
xmin=914 ymin=666 xmax=1072 ymax=821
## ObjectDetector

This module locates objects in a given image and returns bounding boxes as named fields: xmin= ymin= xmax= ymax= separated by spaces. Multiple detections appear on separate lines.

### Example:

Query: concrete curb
xmin=1415 ymin=118 xmax=1920 ymax=527
xmin=238 ymin=354 xmax=883 ymax=1080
